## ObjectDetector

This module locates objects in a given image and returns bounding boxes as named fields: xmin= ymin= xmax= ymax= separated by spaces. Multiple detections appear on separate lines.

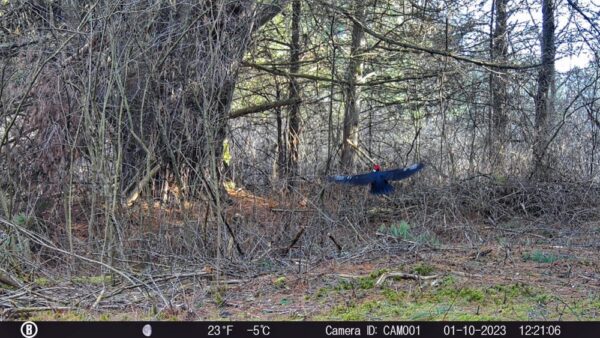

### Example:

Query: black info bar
xmin=1 ymin=321 xmax=598 ymax=338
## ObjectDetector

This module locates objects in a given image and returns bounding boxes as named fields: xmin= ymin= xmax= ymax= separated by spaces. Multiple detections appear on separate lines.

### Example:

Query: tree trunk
xmin=274 ymin=85 xmax=287 ymax=181
xmin=533 ymin=0 xmax=556 ymax=180
xmin=489 ymin=0 xmax=509 ymax=173
xmin=340 ymin=0 xmax=366 ymax=170
xmin=286 ymin=0 xmax=302 ymax=188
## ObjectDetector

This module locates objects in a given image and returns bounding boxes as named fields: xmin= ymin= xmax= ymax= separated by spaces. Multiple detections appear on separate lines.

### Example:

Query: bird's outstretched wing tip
xmin=328 ymin=175 xmax=350 ymax=182
xmin=410 ymin=163 xmax=425 ymax=171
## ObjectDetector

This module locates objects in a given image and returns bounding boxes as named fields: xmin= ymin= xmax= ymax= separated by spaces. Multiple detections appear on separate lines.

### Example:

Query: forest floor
xmin=5 ymin=186 xmax=600 ymax=321
xmin=19 ymin=239 xmax=599 ymax=321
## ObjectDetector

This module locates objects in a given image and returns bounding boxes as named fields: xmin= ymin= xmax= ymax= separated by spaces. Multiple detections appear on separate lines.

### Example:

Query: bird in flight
xmin=329 ymin=163 xmax=424 ymax=195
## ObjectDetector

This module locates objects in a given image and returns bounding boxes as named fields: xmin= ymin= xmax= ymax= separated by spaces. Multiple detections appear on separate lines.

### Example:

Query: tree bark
xmin=275 ymin=85 xmax=287 ymax=180
xmin=340 ymin=0 xmax=366 ymax=170
xmin=286 ymin=0 xmax=302 ymax=188
xmin=533 ymin=0 xmax=556 ymax=180
xmin=489 ymin=0 xmax=509 ymax=173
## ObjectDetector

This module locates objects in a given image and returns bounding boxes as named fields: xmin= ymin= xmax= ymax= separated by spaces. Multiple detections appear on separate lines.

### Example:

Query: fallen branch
xmin=375 ymin=272 xmax=439 ymax=287
xmin=335 ymin=273 xmax=363 ymax=279
xmin=0 ymin=268 xmax=23 ymax=288
xmin=92 ymin=288 xmax=106 ymax=309
xmin=125 ymin=164 xmax=161 ymax=207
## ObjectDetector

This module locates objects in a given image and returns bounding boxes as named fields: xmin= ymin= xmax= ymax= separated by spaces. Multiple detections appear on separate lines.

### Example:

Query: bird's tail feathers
xmin=371 ymin=181 xmax=394 ymax=195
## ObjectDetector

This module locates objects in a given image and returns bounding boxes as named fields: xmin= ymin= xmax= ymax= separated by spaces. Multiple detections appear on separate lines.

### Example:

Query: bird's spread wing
xmin=380 ymin=163 xmax=424 ymax=181
xmin=328 ymin=172 xmax=375 ymax=185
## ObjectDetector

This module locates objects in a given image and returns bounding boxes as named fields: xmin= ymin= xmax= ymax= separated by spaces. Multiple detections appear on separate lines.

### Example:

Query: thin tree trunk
xmin=275 ymin=84 xmax=286 ymax=180
xmin=489 ymin=0 xmax=509 ymax=173
xmin=340 ymin=0 xmax=365 ymax=170
xmin=286 ymin=0 xmax=301 ymax=188
xmin=533 ymin=0 xmax=556 ymax=179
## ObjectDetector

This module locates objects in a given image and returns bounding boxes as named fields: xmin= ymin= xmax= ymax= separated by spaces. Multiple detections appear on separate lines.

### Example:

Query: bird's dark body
xmin=329 ymin=163 xmax=424 ymax=195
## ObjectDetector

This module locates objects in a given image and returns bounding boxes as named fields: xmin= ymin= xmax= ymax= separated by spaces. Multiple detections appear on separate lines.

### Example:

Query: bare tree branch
xmin=230 ymin=97 xmax=302 ymax=119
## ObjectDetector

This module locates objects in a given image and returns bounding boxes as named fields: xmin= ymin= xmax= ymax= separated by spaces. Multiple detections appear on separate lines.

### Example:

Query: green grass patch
xmin=378 ymin=221 xmax=440 ymax=247
xmin=317 ymin=282 xmax=595 ymax=320
xmin=522 ymin=250 xmax=560 ymax=263
xmin=412 ymin=263 xmax=435 ymax=276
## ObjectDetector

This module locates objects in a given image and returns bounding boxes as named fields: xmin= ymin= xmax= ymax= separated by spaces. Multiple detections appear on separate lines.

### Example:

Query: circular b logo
xmin=20 ymin=321 xmax=38 ymax=338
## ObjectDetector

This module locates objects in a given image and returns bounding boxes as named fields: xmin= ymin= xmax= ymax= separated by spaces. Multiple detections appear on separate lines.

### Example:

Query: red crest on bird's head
xmin=373 ymin=164 xmax=381 ymax=172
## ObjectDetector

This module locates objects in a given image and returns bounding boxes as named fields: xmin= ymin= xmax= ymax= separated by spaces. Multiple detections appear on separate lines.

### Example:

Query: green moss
xmin=327 ymin=300 xmax=381 ymax=320
xmin=441 ymin=275 xmax=457 ymax=286
xmin=382 ymin=288 xmax=405 ymax=302
xmin=434 ymin=287 xmax=485 ymax=303
xmin=369 ymin=269 xmax=389 ymax=279
xmin=357 ymin=276 xmax=375 ymax=289
xmin=458 ymin=288 xmax=485 ymax=302
xmin=98 ymin=313 xmax=111 ymax=321
xmin=34 ymin=277 xmax=51 ymax=286
xmin=224 ymin=180 xmax=236 ymax=190
xmin=71 ymin=275 xmax=112 ymax=285
xmin=316 ymin=282 xmax=597 ymax=320
xmin=273 ymin=276 xmax=287 ymax=288
xmin=334 ymin=279 xmax=354 ymax=291
xmin=534 ymin=293 xmax=552 ymax=304
xmin=412 ymin=263 xmax=435 ymax=276
xmin=28 ymin=310 xmax=88 ymax=321
xmin=314 ymin=287 xmax=332 ymax=299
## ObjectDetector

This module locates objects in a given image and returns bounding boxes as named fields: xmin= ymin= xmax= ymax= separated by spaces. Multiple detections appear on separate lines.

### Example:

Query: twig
xmin=92 ymin=288 xmax=106 ymax=309
xmin=578 ymin=274 xmax=598 ymax=282
xmin=270 ymin=208 xmax=311 ymax=213
xmin=284 ymin=227 xmax=305 ymax=255
xmin=327 ymin=233 xmax=342 ymax=254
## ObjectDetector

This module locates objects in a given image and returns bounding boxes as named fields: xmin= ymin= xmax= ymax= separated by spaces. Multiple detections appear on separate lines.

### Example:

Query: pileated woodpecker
xmin=329 ymin=163 xmax=424 ymax=195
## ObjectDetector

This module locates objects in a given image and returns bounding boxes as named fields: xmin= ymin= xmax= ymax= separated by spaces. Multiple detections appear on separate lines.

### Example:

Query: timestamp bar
xmin=0 ymin=321 xmax=598 ymax=338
